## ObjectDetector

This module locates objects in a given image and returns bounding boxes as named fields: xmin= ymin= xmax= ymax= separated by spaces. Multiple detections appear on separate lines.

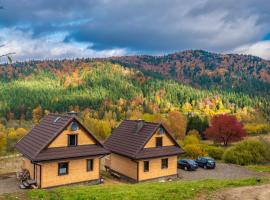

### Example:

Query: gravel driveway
xmin=179 ymin=163 xmax=265 ymax=180
xmin=0 ymin=173 xmax=20 ymax=194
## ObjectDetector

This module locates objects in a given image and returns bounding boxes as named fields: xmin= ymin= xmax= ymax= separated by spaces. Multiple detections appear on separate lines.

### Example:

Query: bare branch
xmin=0 ymin=52 xmax=16 ymax=58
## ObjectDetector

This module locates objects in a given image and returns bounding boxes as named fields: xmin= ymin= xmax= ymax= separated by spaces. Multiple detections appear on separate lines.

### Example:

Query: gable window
xmin=86 ymin=159 xmax=94 ymax=171
xmin=71 ymin=122 xmax=79 ymax=131
xmin=156 ymin=137 xmax=163 ymax=147
xmin=144 ymin=161 xmax=149 ymax=172
xmin=161 ymin=158 xmax=168 ymax=169
xmin=58 ymin=162 xmax=68 ymax=175
xmin=68 ymin=134 xmax=77 ymax=146
xmin=159 ymin=127 xmax=165 ymax=135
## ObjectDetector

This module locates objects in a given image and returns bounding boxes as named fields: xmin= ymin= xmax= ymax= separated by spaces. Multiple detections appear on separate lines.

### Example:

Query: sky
xmin=0 ymin=0 xmax=270 ymax=61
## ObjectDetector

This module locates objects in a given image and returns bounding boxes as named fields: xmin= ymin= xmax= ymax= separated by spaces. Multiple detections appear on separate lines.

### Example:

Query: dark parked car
xmin=178 ymin=159 xmax=198 ymax=171
xmin=195 ymin=157 xmax=216 ymax=169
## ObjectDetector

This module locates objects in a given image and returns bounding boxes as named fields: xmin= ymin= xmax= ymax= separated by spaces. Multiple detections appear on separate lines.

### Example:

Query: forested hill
xmin=107 ymin=50 xmax=270 ymax=95
xmin=0 ymin=50 xmax=269 ymax=122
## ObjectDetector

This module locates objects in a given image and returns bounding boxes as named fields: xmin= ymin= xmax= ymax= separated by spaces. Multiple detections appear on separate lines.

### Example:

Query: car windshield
xmin=206 ymin=158 xmax=215 ymax=162
xmin=187 ymin=160 xmax=196 ymax=165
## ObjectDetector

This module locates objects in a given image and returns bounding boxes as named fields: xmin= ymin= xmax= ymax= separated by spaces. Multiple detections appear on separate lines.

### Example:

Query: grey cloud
xmin=0 ymin=0 xmax=270 ymax=54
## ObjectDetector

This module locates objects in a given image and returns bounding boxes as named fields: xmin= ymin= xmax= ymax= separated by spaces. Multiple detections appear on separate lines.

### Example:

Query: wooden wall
xmin=138 ymin=156 xmax=177 ymax=181
xmin=109 ymin=153 xmax=138 ymax=180
xmin=144 ymin=131 xmax=174 ymax=148
xmin=48 ymin=125 xmax=95 ymax=148
xmin=40 ymin=157 xmax=100 ymax=188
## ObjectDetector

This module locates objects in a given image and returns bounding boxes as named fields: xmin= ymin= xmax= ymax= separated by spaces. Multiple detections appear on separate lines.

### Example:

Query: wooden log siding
xmin=138 ymin=156 xmax=177 ymax=181
xmin=144 ymin=131 xmax=175 ymax=148
xmin=40 ymin=157 xmax=100 ymax=188
xmin=48 ymin=128 xmax=95 ymax=148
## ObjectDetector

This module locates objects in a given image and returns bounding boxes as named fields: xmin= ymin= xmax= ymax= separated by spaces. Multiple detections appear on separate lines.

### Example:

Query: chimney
xmin=67 ymin=111 xmax=78 ymax=116
xmin=136 ymin=120 xmax=144 ymax=133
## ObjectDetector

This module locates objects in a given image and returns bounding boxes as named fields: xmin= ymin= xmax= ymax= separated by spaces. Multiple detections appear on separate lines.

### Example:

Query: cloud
xmin=0 ymin=0 xmax=270 ymax=59
xmin=232 ymin=40 xmax=270 ymax=60
xmin=0 ymin=28 xmax=128 ymax=61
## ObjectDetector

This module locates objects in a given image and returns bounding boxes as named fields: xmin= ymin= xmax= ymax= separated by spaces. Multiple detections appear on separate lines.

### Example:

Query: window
xmin=144 ymin=161 xmax=149 ymax=172
xmin=161 ymin=158 xmax=168 ymax=169
xmin=156 ymin=137 xmax=163 ymax=147
xmin=86 ymin=159 xmax=94 ymax=171
xmin=71 ymin=122 xmax=79 ymax=131
xmin=68 ymin=134 xmax=77 ymax=146
xmin=159 ymin=127 xmax=164 ymax=135
xmin=58 ymin=162 xmax=68 ymax=175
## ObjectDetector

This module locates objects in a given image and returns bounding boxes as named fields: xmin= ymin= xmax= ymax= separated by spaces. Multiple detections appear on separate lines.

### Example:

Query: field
xmin=0 ymin=178 xmax=268 ymax=200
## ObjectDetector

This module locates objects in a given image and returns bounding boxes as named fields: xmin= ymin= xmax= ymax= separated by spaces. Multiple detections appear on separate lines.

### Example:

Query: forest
xmin=0 ymin=54 xmax=269 ymax=155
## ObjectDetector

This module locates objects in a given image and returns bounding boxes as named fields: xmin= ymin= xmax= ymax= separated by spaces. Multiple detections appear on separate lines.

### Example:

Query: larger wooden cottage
xmin=16 ymin=113 xmax=109 ymax=188
xmin=104 ymin=120 xmax=184 ymax=182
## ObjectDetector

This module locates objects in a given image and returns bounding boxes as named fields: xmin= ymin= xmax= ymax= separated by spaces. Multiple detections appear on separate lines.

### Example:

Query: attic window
xmin=156 ymin=137 xmax=163 ymax=147
xmin=54 ymin=117 xmax=61 ymax=123
xmin=68 ymin=134 xmax=77 ymax=146
xmin=159 ymin=127 xmax=165 ymax=135
xmin=71 ymin=122 xmax=79 ymax=131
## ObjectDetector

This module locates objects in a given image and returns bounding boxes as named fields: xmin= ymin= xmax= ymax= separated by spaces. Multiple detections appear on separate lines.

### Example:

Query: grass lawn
xmin=246 ymin=165 xmax=270 ymax=172
xmin=9 ymin=178 xmax=264 ymax=200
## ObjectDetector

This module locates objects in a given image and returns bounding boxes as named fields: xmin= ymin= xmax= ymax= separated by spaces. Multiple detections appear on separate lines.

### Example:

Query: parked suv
xmin=178 ymin=159 xmax=198 ymax=171
xmin=195 ymin=157 xmax=216 ymax=169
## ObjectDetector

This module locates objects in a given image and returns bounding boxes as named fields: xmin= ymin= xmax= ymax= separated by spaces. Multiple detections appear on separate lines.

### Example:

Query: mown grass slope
xmin=26 ymin=178 xmax=268 ymax=200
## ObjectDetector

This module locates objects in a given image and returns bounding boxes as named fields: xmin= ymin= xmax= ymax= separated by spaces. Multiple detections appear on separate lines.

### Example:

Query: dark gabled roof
xmin=136 ymin=146 xmax=184 ymax=159
xmin=16 ymin=113 xmax=108 ymax=162
xmin=34 ymin=145 xmax=109 ymax=162
xmin=104 ymin=120 xmax=184 ymax=160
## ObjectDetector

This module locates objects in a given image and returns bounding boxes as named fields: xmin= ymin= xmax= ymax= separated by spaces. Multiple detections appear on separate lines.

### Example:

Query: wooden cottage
xmin=104 ymin=120 xmax=184 ymax=182
xmin=16 ymin=113 xmax=109 ymax=188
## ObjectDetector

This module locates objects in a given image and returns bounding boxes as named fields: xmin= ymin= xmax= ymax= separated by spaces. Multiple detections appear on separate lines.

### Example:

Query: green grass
xmin=27 ymin=178 xmax=268 ymax=200
xmin=246 ymin=165 xmax=270 ymax=172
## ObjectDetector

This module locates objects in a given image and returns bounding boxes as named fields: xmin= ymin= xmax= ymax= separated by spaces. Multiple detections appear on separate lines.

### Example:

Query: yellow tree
xmin=32 ymin=105 xmax=43 ymax=124
xmin=165 ymin=111 xmax=187 ymax=140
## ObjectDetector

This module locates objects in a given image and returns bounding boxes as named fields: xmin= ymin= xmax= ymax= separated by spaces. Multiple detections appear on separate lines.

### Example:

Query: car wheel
xmin=184 ymin=166 xmax=188 ymax=171
xmin=203 ymin=165 xmax=207 ymax=169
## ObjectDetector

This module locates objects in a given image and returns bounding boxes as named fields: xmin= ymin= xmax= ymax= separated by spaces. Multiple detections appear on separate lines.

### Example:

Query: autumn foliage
xmin=205 ymin=114 xmax=246 ymax=146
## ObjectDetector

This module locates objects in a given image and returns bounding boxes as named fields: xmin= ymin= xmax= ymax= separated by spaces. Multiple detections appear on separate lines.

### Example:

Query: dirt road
xmin=210 ymin=184 xmax=270 ymax=200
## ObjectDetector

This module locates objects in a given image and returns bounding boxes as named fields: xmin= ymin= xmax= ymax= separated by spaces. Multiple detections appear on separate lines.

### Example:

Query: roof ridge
xmin=124 ymin=119 xmax=161 ymax=125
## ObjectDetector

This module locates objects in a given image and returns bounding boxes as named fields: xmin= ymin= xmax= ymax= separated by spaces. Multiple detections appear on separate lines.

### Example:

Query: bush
xmin=244 ymin=123 xmax=270 ymax=135
xmin=184 ymin=134 xmax=200 ymax=145
xmin=187 ymin=129 xmax=201 ymax=139
xmin=183 ymin=144 xmax=207 ymax=159
xmin=223 ymin=140 xmax=269 ymax=165
xmin=202 ymin=145 xmax=224 ymax=160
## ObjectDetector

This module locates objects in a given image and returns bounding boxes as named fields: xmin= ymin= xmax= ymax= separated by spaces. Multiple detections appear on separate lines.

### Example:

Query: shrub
xmin=183 ymin=144 xmax=207 ymax=159
xmin=184 ymin=134 xmax=200 ymax=145
xmin=223 ymin=140 xmax=269 ymax=165
xmin=187 ymin=129 xmax=201 ymax=139
xmin=244 ymin=123 xmax=270 ymax=135
xmin=202 ymin=145 xmax=224 ymax=160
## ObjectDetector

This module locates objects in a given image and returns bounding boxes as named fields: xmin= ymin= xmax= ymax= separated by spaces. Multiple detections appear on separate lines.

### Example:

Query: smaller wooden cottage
xmin=104 ymin=120 xmax=184 ymax=182
xmin=16 ymin=113 xmax=109 ymax=188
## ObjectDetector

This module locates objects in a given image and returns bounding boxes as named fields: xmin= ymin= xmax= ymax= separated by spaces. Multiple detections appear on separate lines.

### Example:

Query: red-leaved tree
xmin=205 ymin=114 xmax=246 ymax=146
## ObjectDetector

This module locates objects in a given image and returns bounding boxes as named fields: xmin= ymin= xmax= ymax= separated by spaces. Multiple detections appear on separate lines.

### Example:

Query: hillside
xmin=0 ymin=50 xmax=269 ymax=123
xmin=0 ymin=61 xmax=269 ymax=121
xmin=107 ymin=50 xmax=270 ymax=95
